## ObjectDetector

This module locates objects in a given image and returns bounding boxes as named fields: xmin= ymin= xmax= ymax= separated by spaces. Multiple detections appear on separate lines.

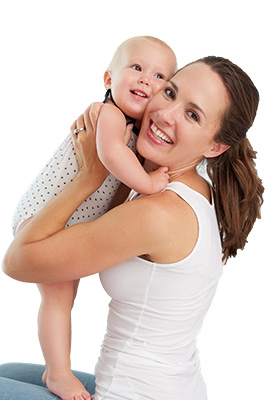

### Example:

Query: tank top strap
xmin=164 ymin=181 xmax=214 ymax=215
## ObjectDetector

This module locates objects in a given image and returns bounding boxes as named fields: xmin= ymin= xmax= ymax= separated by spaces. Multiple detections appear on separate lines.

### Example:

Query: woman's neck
xmin=143 ymin=158 xmax=211 ymax=202
xmin=168 ymin=161 xmax=199 ymax=183
xmin=143 ymin=159 xmax=199 ymax=182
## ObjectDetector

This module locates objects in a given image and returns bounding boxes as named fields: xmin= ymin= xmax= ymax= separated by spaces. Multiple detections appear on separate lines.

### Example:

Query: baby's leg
xmin=37 ymin=280 xmax=91 ymax=400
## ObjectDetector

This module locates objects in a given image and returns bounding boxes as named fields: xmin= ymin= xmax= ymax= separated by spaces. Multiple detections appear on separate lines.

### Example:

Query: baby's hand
xmin=148 ymin=166 xmax=169 ymax=194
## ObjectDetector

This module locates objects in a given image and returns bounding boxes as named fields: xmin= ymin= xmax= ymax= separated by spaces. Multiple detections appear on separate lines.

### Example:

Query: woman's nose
xmin=157 ymin=103 xmax=179 ymax=126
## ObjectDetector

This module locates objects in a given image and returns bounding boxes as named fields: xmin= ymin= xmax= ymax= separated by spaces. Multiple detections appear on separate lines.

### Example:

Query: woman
xmin=1 ymin=56 xmax=263 ymax=400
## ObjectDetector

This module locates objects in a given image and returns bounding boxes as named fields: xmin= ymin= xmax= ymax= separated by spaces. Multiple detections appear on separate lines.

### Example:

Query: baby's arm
xmin=96 ymin=104 xmax=169 ymax=194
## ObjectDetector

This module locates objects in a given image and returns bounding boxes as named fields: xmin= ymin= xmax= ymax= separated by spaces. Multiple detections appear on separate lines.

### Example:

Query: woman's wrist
xmin=15 ymin=168 xmax=107 ymax=245
xmin=75 ymin=163 xmax=108 ymax=197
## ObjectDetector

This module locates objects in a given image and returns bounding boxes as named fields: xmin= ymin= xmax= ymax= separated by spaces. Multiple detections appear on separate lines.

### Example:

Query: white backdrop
xmin=0 ymin=1 xmax=269 ymax=399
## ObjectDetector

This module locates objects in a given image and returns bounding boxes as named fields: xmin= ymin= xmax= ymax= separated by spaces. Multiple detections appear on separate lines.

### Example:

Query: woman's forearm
xmin=16 ymin=104 xmax=107 ymax=243
xmin=3 ymin=104 xmax=108 ymax=279
xmin=17 ymin=170 xmax=104 ymax=243
xmin=2 ymin=169 xmax=106 ymax=279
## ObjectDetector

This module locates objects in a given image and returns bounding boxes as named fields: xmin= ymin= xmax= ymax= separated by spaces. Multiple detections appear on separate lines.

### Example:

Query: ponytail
xmin=196 ymin=56 xmax=264 ymax=263
xmin=207 ymin=138 xmax=264 ymax=263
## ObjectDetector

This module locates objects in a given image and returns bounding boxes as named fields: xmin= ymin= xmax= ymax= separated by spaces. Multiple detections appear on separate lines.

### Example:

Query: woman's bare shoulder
xmin=133 ymin=190 xmax=199 ymax=263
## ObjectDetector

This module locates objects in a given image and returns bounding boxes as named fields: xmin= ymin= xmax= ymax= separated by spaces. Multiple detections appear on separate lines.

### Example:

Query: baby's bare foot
xmin=43 ymin=368 xmax=92 ymax=400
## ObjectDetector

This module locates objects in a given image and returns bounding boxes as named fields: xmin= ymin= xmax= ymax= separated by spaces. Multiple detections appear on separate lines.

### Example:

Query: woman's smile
xmin=148 ymin=120 xmax=174 ymax=145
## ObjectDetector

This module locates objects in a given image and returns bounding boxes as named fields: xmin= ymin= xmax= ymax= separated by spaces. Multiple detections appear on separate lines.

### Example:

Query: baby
xmin=13 ymin=36 xmax=177 ymax=400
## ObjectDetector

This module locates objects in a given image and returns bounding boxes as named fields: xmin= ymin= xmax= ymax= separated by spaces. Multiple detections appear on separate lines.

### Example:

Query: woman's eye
xmin=188 ymin=111 xmax=199 ymax=122
xmin=164 ymin=87 xmax=175 ymax=99
xmin=154 ymin=73 xmax=164 ymax=80
xmin=132 ymin=65 xmax=141 ymax=71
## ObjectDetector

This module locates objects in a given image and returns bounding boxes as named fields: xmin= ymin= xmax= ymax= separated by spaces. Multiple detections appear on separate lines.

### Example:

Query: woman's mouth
xmin=149 ymin=121 xmax=173 ymax=144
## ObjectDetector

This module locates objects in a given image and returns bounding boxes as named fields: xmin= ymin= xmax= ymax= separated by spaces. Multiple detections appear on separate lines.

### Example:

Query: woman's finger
xmin=83 ymin=106 xmax=94 ymax=137
xmin=76 ymin=114 xmax=85 ymax=129
xmin=71 ymin=115 xmax=85 ymax=148
xmin=70 ymin=120 xmax=76 ymax=134
xmin=70 ymin=103 xmax=106 ymax=176
xmin=124 ymin=123 xmax=133 ymax=145
xmin=88 ymin=102 xmax=103 ymax=132
xmin=71 ymin=114 xmax=86 ymax=141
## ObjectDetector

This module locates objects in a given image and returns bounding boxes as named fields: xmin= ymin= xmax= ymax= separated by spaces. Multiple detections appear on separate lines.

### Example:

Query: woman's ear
xmin=104 ymin=70 xmax=112 ymax=90
xmin=203 ymin=142 xmax=230 ymax=158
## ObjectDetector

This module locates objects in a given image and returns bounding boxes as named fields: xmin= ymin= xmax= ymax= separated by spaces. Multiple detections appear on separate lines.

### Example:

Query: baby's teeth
xmin=134 ymin=91 xmax=146 ymax=97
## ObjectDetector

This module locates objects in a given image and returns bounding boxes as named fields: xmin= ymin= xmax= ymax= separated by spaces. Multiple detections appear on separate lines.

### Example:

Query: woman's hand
xmin=71 ymin=103 xmax=108 ymax=182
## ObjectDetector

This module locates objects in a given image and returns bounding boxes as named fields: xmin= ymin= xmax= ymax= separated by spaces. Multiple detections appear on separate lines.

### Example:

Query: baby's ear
xmin=104 ymin=70 xmax=112 ymax=89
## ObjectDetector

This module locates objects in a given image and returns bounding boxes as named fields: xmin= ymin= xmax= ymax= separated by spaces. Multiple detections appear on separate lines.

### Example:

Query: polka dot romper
xmin=12 ymin=132 xmax=137 ymax=236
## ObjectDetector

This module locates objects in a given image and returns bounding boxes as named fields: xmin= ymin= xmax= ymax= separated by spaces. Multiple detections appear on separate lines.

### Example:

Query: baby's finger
xmin=158 ymin=166 xmax=169 ymax=173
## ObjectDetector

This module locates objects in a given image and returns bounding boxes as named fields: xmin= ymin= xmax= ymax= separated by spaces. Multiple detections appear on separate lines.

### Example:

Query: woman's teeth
xmin=150 ymin=123 xmax=173 ymax=144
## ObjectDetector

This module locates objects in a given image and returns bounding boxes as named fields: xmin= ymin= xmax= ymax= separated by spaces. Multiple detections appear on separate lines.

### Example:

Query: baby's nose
xmin=139 ymin=76 xmax=149 ymax=86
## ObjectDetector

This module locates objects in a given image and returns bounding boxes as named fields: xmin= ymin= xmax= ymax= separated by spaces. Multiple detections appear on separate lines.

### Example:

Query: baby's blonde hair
xmin=108 ymin=36 xmax=177 ymax=71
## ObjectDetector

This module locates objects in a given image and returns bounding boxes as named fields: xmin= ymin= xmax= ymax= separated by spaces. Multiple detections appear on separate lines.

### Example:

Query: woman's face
xmin=136 ymin=62 xmax=230 ymax=174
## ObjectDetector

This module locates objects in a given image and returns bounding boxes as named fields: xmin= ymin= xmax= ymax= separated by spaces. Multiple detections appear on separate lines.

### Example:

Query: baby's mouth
xmin=150 ymin=121 xmax=173 ymax=144
xmin=131 ymin=90 xmax=148 ymax=99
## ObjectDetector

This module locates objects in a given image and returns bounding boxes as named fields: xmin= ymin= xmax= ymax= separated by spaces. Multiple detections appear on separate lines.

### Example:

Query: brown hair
xmin=197 ymin=56 xmax=264 ymax=263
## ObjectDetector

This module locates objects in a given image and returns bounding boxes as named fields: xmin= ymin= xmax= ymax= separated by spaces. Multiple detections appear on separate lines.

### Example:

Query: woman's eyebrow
xmin=170 ymin=80 xmax=178 ymax=93
xmin=188 ymin=102 xmax=206 ymax=119
xmin=170 ymin=80 xmax=206 ymax=119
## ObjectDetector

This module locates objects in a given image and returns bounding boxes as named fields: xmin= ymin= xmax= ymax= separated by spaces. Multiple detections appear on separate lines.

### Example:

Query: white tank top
xmin=94 ymin=181 xmax=223 ymax=400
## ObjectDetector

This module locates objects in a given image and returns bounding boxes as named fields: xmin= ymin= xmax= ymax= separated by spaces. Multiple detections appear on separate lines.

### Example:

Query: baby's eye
xmin=154 ymin=73 xmax=164 ymax=80
xmin=132 ymin=65 xmax=141 ymax=71
xmin=188 ymin=111 xmax=199 ymax=122
xmin=164 ymin=87 xmax=175 ymax=100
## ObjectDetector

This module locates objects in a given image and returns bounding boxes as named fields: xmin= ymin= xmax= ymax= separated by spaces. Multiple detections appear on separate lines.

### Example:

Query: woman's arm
xmin=15 ymin=104 xmax=108 ymax=243
xmin=3 ymin=194 xmax=165 ymax=283
xmin=2 ymin=104 xmax=106 ymax=278
xmin=3 ymin=191 xmax=197 ymax=284
xmin=3 ymin=104 xmax=151 ymax=282
xmin=3 ymin=105 xmax=197 ymax=284
xmin=96 ymin=104 xmax=169 ymax=194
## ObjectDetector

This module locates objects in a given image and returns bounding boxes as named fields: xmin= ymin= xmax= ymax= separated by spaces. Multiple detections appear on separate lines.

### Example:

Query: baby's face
xmin=106 ymin=38 xmax=177 ymax=122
